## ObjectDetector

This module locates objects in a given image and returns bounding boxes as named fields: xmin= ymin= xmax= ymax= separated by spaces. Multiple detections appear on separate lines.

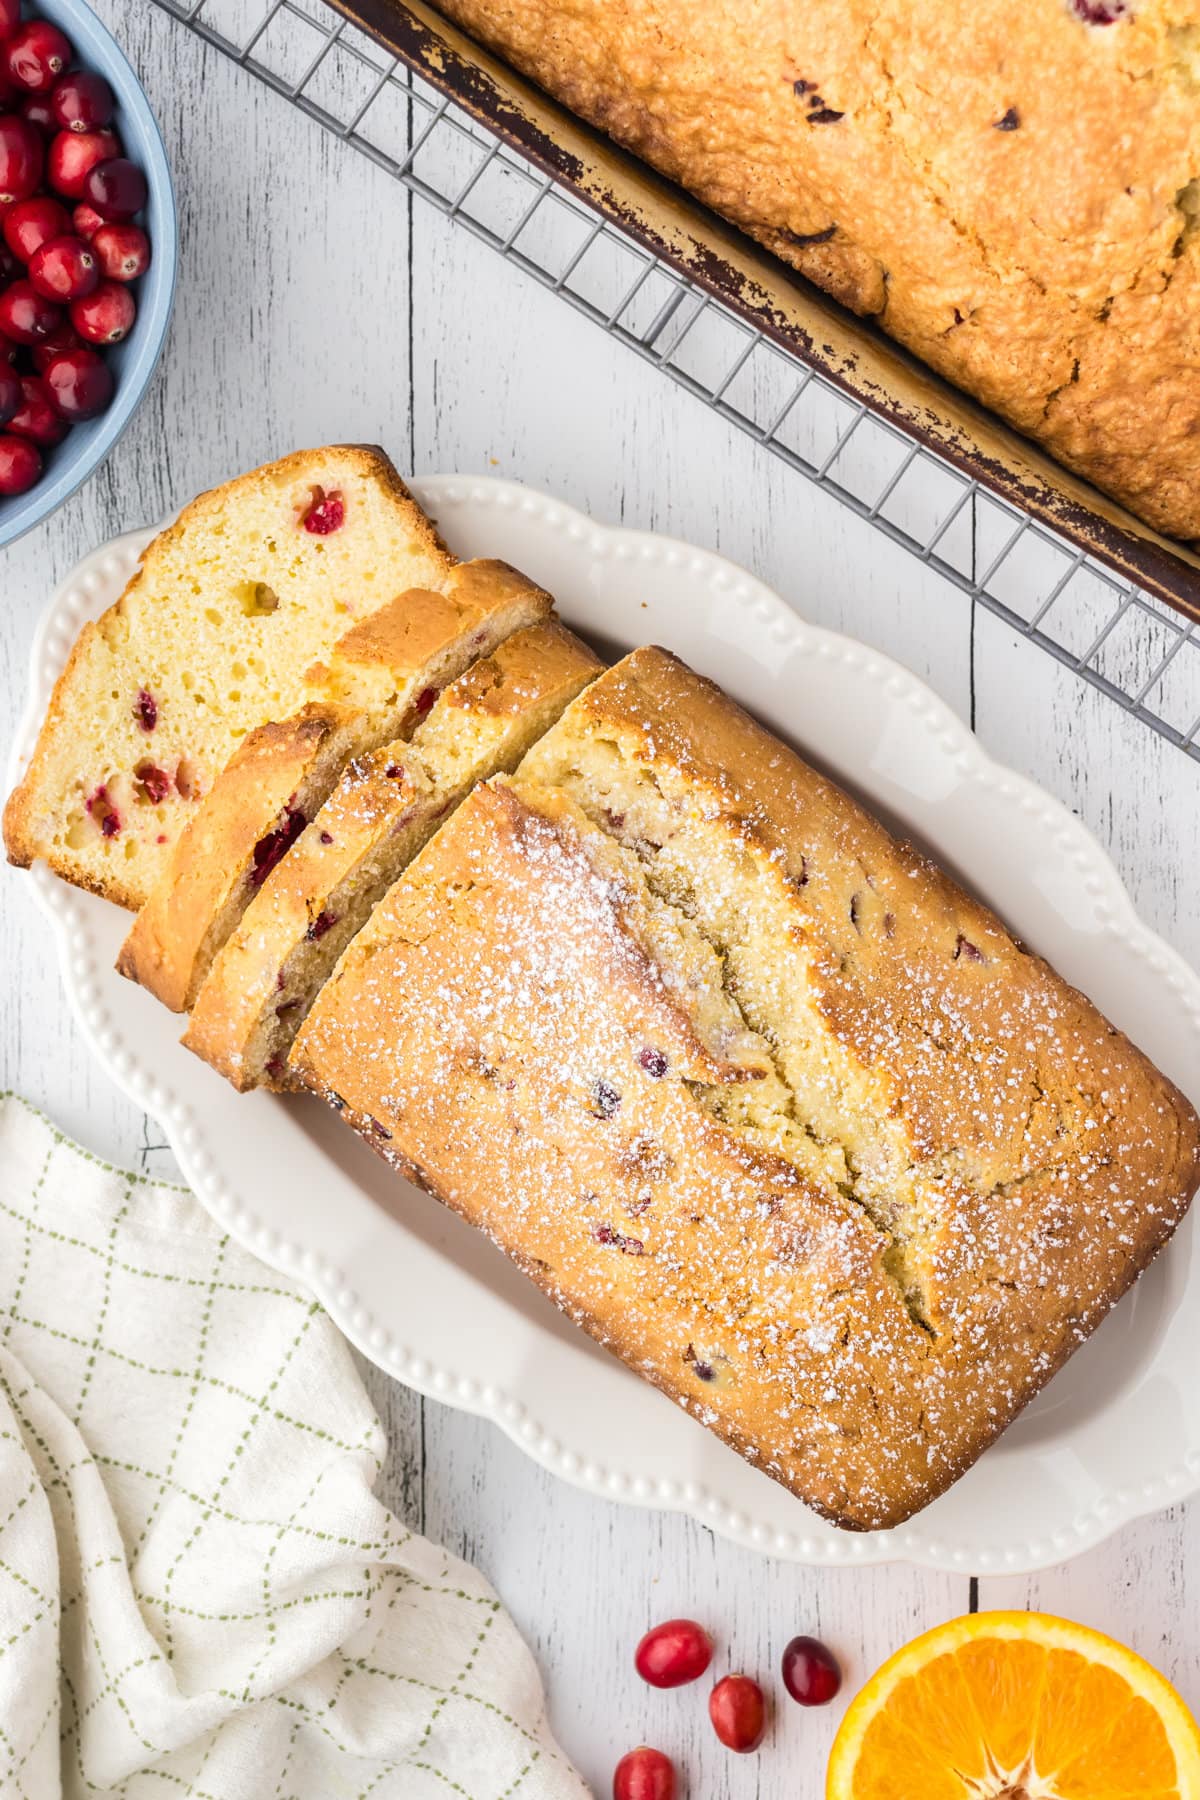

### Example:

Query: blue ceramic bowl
xmin=0 ymin=0 xmax=177 ymax=549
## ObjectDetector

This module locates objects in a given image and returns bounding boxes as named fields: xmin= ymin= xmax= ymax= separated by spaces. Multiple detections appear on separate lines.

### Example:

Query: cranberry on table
xmin=47 ymin=125 xmax=117 ymax=198
xmin=612 ymin=1746 xmax=676 ymax=1800
xmin=0 ymin=361 xmax=18 ymax=425
xmin=28 ymin=232 xmax=97 ymax=300
xmin=0 ymin=276 xmax=61 ymax=342
xmin=70 ymin=277 xmax=132 ymax=344
xmin=43 ymin=344 xmax=112 ymax=420
xmin=634 ymin=1619 xmax=714 ymax=1689
xmin=0 ymin=113 xmax=44 ymax=203
xmin=51 ymin=68 xmax=114 ymax=133
xmin=91 ymin=221 xmax=149 ymax=281
xmin=0 ymin=430 xmax=41 ymax=494
xmin=4 ymin=193 xmax=71 ymax=261
xmin=781 ymin=1633 xmax=842 ymax=1706
xmin=4 ymin=20 xmax=72 ymax=94
xmin=708 ymin=1673 xmax=767 ymax=1752
xmin=82 ymin=155 xmax=147 ymax=222
xmin=7 ymin=371 xmax=65 ymax=444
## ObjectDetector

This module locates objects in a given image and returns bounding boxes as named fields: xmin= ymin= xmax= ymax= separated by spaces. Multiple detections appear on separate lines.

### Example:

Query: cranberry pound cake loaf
xmin=436 ymin=0 xmax=1200 ymax=542
xmin=292 ymin=648 xmax=1200 ymax=1529
xmin=4 ymin=447 xmax=453 ymax=908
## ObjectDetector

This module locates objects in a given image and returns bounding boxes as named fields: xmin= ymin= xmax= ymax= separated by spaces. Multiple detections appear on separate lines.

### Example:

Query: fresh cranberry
xmin=43 ymin=345 xmax=111 ymax=419
xmin=134 ymin=762 xmax=171 ymax=804
xmin=51 ymin=69 xmax=114 ymax=133
xmin=82 ymin=155 xmax=146 ymax=222
xmin=0 ymin=362 xmax=17 ymax=426
xmin=19 ymin=90 xmax=54 ymax=134
xmin=29 ymin=234 xmax=98 ymax=301
xmin=4 ymin=193 xmax=71 ymax=261
xmin=4 ymin=21 xmax=72 ymax=94
xmin=0 ymin=429 xmax=38 ymax=494
xmin=71 ymin=200 xmax=103 ymax=240
xmin=612 ymin=1747 xmax=676 ymax=1800
xmin=0 ymin=278 xmax=62 ymax=343
xmin=91 ymin=220 xmax=149 ymax=281
xmin=709 ymin=1673 xmax=767 ymax=1752
xmin=47 ymin=126 xmax=117 ymax=199
xmin=301 ymin=483 xmax=344 ymax=533
xmin=635 ymin=1619 xmax=713 ymax=1689
xmin=0 ymin=114 xmax=44 ymax=203
xmin=0 ymin=0 xmax=18 ymax=41
xmin=0 ymin=240 xmax=18 ymax=283
xmin=31 ymin=319 xmax=82 ymax=371
xmin=133 ymin=687 xmax=157 ymax=731
xmin=8 ymin=372 xmax=66 ymax=444
xmin=70 ymin=278 xmax=133 ymax=344
xmin=781 ymin=1634 xmax=842 ymax=1706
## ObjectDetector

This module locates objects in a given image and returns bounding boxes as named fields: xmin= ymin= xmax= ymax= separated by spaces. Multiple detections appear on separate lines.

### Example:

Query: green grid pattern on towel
xmin=0 ymin=1094 xmax=584 ymax=1800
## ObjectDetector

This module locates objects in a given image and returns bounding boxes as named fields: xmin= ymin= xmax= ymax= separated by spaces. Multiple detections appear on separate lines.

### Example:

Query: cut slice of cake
xmin=116 ymin=561 xmax=554 ymax=1013
xmin=290 ymin=648 xmax=1200 ymax=1529
xmin=182 ymin=620 xmax=603 ymax=1090
xmin=4 ymin=446 xmax=453 ymax=911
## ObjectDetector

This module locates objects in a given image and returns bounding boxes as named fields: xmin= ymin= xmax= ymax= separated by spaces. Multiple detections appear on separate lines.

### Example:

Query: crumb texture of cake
xmin=115 ymin=561 xmax=555 ymax=1013
xmin=183 ymin=620 xmax=603 ymax=1089
xmin=3 ymin=446 xmax=455 ymax=909
xmin=292 ymin=649 xmax=1200 ymax=1529
xmin=437 ymin=0 xmax=1200 ymax=541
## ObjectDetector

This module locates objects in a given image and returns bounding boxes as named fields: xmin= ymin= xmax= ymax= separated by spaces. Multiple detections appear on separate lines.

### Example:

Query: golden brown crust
xmin=437 ymin=0 xmax=1200 ymax=540
xmin=292 ymin=652 xmax=1200 ymax=1529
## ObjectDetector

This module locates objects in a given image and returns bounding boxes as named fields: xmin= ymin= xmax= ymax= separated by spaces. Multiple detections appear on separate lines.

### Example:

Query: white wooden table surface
xmin=3 ymin=6 xmax=1199 ymax=1793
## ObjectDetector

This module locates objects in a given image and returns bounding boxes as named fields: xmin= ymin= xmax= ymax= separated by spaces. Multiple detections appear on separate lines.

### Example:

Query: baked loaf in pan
xmin=182 ymin=619 xmax=602 ymax=1089
xmin=116 ymin=561 xmax=553 ymax=1013
xmin=292 ymin=648 xmax=1200 ymax=1529
xmin=435 ymin=0 xmax=1200 ymax=543
xmin=3 ymin=446 xmax=453 ymax=909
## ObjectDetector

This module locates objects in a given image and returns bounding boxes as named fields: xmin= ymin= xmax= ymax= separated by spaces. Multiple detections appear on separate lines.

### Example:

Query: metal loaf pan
xmin=330 ymin=0 xmax=1200 ymax=626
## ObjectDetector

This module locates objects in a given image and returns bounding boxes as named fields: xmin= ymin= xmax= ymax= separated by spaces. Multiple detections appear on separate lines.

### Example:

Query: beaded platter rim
xmin=13 ymin=473 xmax=1200 ymax=1573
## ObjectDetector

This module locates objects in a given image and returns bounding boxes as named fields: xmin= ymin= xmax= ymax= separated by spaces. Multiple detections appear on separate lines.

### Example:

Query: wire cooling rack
xmin=149 ymin=0 xmax=1200 ymax=765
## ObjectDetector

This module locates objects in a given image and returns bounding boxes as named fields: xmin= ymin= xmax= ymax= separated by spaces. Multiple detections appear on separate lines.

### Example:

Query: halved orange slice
xmin=827 ymin=1611 xmax=1200 ymax=1800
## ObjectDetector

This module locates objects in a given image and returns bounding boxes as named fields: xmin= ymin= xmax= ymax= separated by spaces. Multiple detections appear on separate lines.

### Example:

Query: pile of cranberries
xmin=614 ymin=1619 xmax=842 ymax=1795
xmin=0 ymin=1 xmax=151 ymax=498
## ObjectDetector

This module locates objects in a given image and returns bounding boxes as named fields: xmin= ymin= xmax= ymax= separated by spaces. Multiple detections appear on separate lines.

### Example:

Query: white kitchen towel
xmin=0 ymin=1093 xmax=588 ymax=1799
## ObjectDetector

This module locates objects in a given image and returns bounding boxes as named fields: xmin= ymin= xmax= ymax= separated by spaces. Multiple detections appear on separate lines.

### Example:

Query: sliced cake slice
xmin=182 ymin=620 xmax=603 ymax=1090
xmin=4 ymin=446 xmax=454 ymax=910
xmin=116 ymin=561 xmax=553 ymax=1012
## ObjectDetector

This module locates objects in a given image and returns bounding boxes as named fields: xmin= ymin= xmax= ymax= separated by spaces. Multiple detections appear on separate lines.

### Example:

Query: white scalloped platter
xmin=12 ymin=476 xmax=1200 ymax=1573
